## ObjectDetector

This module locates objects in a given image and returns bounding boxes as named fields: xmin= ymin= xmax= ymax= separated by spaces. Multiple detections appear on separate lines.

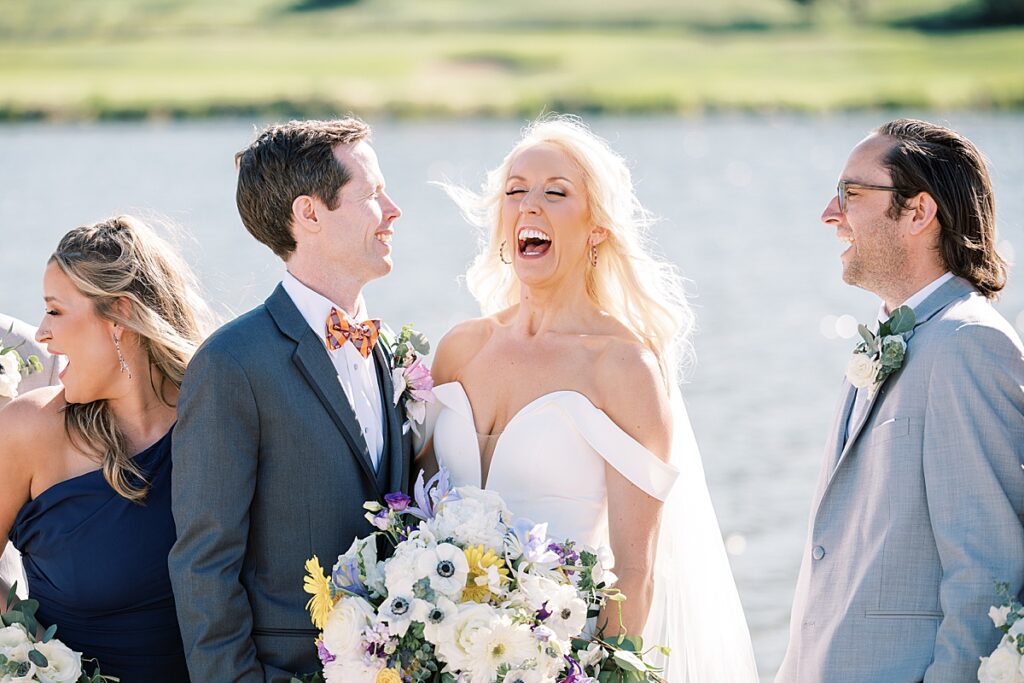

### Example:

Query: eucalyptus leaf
xmin=28 ymin=648 xmax=48 ymax=668
xmin=857 ymin=324 xmax=875 ymax=346
xmin=408 ymin=330 xmax=430 ymax=356
xmin=888 ymin=305 xmax=916 ymax=335
xmin=42 ymin=623 xmax=57 ymax=643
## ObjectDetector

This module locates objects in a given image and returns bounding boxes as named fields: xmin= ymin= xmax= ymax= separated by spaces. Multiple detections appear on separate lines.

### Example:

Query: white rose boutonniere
xmin=0 ymin=323 xmax=44 ymax=400
xmin=845 ymin=305 xmax=915 ymax=396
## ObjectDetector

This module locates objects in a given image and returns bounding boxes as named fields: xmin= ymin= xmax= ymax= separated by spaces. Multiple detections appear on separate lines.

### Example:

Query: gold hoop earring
xmin=499 ymin=240 xmax=512 ymax=265
xmin=113 ymin=332 xmax=132 ymax=380
xmin=590 ymin=244 xmax=598 ymax=267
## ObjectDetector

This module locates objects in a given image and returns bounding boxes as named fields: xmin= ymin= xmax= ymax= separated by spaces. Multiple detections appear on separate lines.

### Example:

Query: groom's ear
xmin=291 ymin=195 xmax=322 ymax=235
xmin=907 ymin=192 xmax=939 ymax=238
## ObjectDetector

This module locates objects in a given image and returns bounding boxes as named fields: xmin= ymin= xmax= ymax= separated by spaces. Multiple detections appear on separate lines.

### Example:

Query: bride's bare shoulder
xmin=593 ymin=339 xmax=673 ymax=462
xmin=432 ymin=316 xmax=501 ymax=384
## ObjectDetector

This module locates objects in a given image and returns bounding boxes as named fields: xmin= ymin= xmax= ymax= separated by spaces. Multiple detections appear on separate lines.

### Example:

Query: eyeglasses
xmin=836 ymin=180 xmax=910 ymax=214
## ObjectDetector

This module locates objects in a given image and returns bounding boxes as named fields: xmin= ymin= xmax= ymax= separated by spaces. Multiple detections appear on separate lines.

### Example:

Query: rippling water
xmin=3 ymin=114 xmax=1022 ymax=679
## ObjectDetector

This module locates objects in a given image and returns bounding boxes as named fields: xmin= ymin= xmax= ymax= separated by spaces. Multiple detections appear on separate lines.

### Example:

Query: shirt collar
xmin=876 ymin=272 xmax=954 ymax=323
xmin=281 ymin=271 xmax=369 ymax=342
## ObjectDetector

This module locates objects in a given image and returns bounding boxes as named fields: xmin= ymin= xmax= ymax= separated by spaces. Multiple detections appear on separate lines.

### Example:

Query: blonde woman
xmin=425 ymin=116 xmax=758 ymax=681
xmin=0 ymin=216 xmax=210 ymax=682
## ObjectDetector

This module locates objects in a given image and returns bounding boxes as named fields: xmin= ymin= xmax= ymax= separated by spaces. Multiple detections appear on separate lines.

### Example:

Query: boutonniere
xmin=0 ymin=323 xmax=43 ymax=400
xmin=381 ymin=324 xmax=435 ymax=436
xmin=846 ymin=305 xmax=916 ymax=395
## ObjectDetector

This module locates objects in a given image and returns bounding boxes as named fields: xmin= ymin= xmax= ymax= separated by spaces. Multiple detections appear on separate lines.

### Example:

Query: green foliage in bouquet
xmin=2 ymin=583 xmax=118 ymax=683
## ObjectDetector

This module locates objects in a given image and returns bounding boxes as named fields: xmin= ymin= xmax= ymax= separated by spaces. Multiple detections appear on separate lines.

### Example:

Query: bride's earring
xmin=590 ymin=243 xmax=598 ymax=267
xmin=113 ymin=331 xmax=132 ymax=380
xmin=499 ymin=240 xmax=512 ymax=265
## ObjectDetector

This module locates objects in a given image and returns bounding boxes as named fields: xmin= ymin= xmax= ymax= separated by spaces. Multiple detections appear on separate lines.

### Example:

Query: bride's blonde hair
xmin=51 ymin=215 xmax=213 ymax=501
xmin=446 ymin=115 xmax=694 ymax=383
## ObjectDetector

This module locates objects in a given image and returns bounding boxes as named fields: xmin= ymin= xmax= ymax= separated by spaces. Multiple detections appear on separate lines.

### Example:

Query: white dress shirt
xmin=281 ymin=272 xmax=385 ymax=469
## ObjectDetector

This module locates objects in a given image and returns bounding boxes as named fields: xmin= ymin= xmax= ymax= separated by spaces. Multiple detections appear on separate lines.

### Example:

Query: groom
xmin=169 ymin=118 xmax=411 ymax=681
xmin=777 ymin=119 xmax=1024 ymax=682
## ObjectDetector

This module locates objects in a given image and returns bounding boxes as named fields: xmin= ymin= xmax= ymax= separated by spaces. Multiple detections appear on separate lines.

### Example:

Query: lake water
xmin=2 ymin=114 xmax=1023 ymax=680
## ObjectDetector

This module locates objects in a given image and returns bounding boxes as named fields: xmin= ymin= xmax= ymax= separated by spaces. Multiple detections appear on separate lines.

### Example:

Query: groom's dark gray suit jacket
xmin=169 ymin=285 xmax=412 ymax=682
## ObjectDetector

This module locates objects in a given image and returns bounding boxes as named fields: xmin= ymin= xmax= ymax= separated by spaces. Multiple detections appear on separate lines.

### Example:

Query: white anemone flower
xmin=379 ymin=593 xmax=429 ymax=638
xmin=417 ymin=543 xmax=469 ymax=599
xmin=544 ymin=586 xmax=589 ymax=641
xmin=422 ymin=595 xmax=459 ymax=645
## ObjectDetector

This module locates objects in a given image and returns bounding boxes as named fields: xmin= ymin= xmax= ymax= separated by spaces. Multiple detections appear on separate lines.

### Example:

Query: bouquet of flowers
xmin=0 ymin=324 xmax=43 ymax=400
xmin=299 ymin=470 xmax=666 ymax=683
xmin=979 ymin=582 xmax=1024 ymax=682
xmin=1 ymin=583 xmax=115 ymax=683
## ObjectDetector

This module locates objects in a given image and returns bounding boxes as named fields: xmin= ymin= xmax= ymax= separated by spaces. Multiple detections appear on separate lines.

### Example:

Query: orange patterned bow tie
xmin=325 ymin=308 xmax=381 ymax=358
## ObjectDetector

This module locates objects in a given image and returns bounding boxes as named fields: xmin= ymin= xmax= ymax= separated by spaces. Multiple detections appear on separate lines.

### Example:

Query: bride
xmin=420 ymin=115 xmax=758 ymax=681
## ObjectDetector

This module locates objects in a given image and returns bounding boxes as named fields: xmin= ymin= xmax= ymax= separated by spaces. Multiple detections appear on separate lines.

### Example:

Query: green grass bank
xmin=2 ymin=0 xmax=1022 ymax=120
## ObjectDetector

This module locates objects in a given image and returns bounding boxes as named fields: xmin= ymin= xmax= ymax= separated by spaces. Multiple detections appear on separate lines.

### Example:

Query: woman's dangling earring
xmin=590 ymin=243 xmax=599 ymax=267
xmin=113 ymin=331 xmax=132 ymax=380
xmin=499 ymin=240 xmax=512 ymax=265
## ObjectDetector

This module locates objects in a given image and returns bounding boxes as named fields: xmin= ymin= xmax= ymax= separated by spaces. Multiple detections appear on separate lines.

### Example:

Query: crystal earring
xmin=499 ymin=240 xmax=512 ymax=265
xmin=113 ymin=332 xmax=132 ymax=380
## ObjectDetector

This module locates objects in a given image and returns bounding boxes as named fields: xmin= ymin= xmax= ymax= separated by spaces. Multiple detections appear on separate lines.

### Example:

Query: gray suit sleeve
xmin=922 ymin=324 xmax=1024 ymax=683
xmin=169 ymin=343 xmax=267 ymax=682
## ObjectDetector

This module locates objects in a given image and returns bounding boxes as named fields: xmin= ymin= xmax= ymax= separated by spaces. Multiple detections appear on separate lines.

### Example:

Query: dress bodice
xmin=9 ymin=428 xmax=189 ymax=683
xmin=431 ymin=382 xmax=679 ymax=551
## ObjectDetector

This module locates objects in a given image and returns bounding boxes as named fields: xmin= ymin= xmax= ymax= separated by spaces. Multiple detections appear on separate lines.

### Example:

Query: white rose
xmin=992 ymin=605 xmax=1013 ymax=628
xmin=979 ymin=641 xmax=1024 ymax=683
xmin=323 ymin=655 xmax=384 ymax=683
xmin=435 ymin=602 xmax=499 ymax=673
xmin=0 ymin=352 xmax=21 ymax=399
xmin=845 ymin=353 xmax=879 ymax=389
xmin=429 ymin=494 xmax=506 ymax=550
xmin=321 ymin=596 xmax=375 ymax=662
xmin=33 ymin=639 xmax=82 ymax=683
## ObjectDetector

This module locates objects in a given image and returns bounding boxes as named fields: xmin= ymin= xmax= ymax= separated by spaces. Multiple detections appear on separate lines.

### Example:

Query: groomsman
xmin=169 ymin=118 xmax=412 ymax=681
xmin=0 ymin=313 xmax=61 ymax=599
xmin=777 ymin=120 xmax=1024 ymax=682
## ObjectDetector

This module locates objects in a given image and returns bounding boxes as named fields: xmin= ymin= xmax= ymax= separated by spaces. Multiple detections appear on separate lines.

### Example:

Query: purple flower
xmin=511 ymin=519 xmax=559 ymax=565
xmin=370 ymin=509 xmax=391 ymax=531
xmin=317 ymin=639 xmax=336 ymax=666
xmin=332 ymin=555 xmax=369 ymax=599
xmin=407 ymin=468 xmax=456 ymax=521
xmin=384 ymin=491 xmax=412 ymax=512
xmin=560 ymin=656 xmax=584 ymax=683
xmin=536 ymin=601 xmax=553 ymax=622
xmin=403 ymin=358 xmax=435 ymax=402
xmin=548 ymin=542 xmax=580 ymax=567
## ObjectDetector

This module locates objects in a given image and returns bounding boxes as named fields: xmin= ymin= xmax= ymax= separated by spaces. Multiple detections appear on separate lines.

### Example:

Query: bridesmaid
xmin=0 ymin=216 xmax=212 ymax=682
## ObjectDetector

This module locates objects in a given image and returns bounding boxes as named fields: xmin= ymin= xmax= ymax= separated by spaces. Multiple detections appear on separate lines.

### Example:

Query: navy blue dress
xmin=9 ymin=429 xmax=190 ymax=682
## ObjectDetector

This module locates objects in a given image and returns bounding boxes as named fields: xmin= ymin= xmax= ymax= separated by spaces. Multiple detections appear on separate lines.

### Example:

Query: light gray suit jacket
xmin=777 ymin=277 xmax=1024 ymax=683
xmin=0 ymin=314 xmax=60 ymax=600
xmin=169 ymin=285 xmax=412 ymax=683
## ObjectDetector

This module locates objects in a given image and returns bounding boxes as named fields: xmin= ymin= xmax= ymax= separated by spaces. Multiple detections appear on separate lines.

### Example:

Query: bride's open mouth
xmin=517 ymin=227 xmax=551 ymax=258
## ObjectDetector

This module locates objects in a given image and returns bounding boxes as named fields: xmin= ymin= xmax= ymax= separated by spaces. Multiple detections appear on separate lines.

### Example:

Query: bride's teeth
xmin=517 ymin=228 xmax=551 ymax=242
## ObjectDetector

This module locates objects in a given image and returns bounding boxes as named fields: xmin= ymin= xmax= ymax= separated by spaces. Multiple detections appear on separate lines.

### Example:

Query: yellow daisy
xmin=462 ymin=545 xmax=509 ymax=603
xmin=303 ymin=555 xmax=336 ymax=629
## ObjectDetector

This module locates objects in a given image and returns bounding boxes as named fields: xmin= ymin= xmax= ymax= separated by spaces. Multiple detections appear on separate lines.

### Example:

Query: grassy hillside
xmin=1 ymin=0 xmax=1021 ymax=119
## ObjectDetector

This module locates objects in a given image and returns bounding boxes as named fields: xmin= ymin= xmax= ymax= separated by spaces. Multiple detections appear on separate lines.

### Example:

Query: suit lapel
xmin=373 ymin=342 xmax=407 ymax=495
xmin=827 ymin=276 xmax=977 ymax=477
xmin=266 ymin=285 xmax=378 ymax=488
xmin=826 ymin=381 xmax=857 ymax=480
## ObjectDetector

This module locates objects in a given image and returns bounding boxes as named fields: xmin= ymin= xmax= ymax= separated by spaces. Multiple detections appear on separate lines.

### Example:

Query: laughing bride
xmin=418 ymin=115 xmax=758 ymax=681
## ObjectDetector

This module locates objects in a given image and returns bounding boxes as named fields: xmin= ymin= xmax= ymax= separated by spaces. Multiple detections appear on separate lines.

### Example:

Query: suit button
xmin=812 ymin=545 xmax=826 ymax=561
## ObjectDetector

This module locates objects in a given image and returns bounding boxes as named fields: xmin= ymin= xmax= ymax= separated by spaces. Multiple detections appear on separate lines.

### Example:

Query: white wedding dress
xmin=428 ymin=381 xmax=758 ymax=682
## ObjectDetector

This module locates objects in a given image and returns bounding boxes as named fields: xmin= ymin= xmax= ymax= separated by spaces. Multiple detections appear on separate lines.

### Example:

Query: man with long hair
xmin=778 ymin=119 xmax=1024 ymax=682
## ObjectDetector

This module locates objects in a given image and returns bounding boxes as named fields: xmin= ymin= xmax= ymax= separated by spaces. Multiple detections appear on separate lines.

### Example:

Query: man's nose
xmin=822 ymin=194 xmax=842 ymax=225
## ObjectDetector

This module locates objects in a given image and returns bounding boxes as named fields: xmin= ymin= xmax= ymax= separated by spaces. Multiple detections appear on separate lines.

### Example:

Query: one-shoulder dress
xmin=9 ymin=428 xmax=190 ymax=682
